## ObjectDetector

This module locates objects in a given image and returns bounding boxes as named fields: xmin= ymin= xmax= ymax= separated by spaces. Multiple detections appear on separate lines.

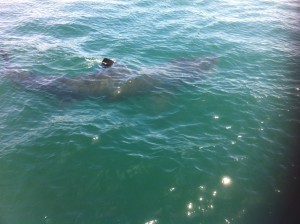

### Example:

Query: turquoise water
xmin=0 ymin=0 xmax=300 ymax=223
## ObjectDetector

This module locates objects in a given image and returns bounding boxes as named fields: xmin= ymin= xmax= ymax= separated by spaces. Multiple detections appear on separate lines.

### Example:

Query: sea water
xmin=0 ymin=0 xmax=299 ymax=223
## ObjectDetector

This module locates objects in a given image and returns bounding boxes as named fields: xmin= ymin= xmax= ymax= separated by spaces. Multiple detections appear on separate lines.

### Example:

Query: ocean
xmin=0 ymin=0 xmax=299 ymax=223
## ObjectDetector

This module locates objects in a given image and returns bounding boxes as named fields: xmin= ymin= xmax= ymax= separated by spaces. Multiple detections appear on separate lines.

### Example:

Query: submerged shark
xmin=1 ymin=50 xmax=217 ymax=101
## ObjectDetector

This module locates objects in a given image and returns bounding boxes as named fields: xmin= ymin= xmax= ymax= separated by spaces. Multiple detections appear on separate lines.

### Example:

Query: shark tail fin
xmin=0 ymin=48 xmax=12 ymax=71
xmin=0 ymin=48 xmax=11 ymax=62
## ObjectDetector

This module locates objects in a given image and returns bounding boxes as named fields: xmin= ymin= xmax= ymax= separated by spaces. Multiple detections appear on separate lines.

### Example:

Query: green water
xmin=0 ymin=0 xmax=299 ymax=223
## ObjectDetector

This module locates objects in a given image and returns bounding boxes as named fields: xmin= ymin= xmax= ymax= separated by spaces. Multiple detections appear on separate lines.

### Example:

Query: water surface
xmin=0 ymin=0 xmax=299 ymax=223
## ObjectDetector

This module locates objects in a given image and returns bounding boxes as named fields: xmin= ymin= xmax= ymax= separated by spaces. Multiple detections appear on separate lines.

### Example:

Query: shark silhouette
xmin=1 ymin=50 xmax=217 ymax=101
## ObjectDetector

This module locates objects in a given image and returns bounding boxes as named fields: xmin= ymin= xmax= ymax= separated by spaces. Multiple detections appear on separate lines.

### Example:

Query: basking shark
xmin=1 ymin=51 xmax=217 ymax=101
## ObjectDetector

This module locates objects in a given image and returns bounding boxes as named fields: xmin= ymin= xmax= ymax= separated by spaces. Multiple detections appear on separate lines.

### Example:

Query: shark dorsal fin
xmin=101 ymin=58 xmax=114 ymax=68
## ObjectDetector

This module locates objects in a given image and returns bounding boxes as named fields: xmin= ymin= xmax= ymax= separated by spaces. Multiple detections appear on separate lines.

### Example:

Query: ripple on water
xmin=0 ymin=0 xmax=299 ymax=223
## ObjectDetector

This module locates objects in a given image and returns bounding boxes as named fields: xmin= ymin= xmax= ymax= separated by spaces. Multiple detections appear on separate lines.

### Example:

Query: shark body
xmin=1 ymin=52 xmax=217 ymax=100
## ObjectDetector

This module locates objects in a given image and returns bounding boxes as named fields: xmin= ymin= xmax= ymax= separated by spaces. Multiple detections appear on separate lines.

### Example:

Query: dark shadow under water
xmin=1 ymin=52 xmax=218 ymax=101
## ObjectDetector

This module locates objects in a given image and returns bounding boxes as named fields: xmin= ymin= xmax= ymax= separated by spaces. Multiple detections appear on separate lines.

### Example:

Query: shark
xmin=1 ymin=50 xmax=217 ymax=101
